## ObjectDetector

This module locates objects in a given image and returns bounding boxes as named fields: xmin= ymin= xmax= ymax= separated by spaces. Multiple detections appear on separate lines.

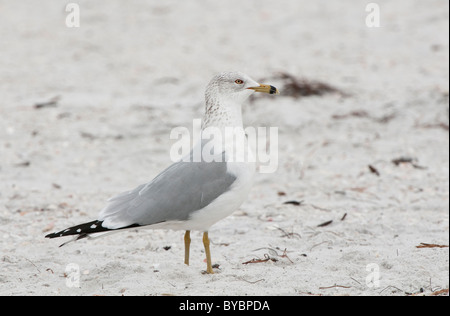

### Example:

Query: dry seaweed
xmin=275 ymin=72 xmax=349 ymax=98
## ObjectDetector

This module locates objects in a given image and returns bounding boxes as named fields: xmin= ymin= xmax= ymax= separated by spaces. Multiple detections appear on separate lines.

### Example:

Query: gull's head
xmin=206 ymin=72 xmax=279 ymax=105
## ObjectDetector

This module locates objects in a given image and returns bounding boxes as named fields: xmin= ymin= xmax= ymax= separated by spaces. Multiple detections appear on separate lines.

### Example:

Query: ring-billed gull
xmin=46 ymin=72 xmax=279 ymax=274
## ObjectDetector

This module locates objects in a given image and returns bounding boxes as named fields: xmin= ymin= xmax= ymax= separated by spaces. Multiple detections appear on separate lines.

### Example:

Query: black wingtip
xmin=45 ymin=220 xmax=142 ymax=241
xmin=45 ymin=220 xmax=109 ymax=239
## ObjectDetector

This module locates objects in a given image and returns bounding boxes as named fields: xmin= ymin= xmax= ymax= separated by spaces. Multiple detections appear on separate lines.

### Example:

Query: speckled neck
xmin=201 ymin=92 xmax=244 ymax=130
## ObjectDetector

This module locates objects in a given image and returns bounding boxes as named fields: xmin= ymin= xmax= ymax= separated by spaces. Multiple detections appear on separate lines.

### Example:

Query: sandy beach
xmin=0 ymin=0 xmax=448 ymax=296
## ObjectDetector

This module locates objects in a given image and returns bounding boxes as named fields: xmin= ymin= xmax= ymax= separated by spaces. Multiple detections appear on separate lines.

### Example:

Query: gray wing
xmin=98 ymin=153 xmax=236 ymax=229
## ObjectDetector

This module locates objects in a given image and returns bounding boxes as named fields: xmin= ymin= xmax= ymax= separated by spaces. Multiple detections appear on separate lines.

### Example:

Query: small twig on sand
xmin=34 ymin=96 xmax=60 ymax=109
xmin=309 ymin=241 xmax=332 ymax=251
xmin=392 ymin=157 xmax=427 ymax=170
xmin=243 ymin=248 xmax=293 ymax=265
xmin=310 ymin=204 xmax=332 ymax=212
xmin=317 ymin=220 xmax=333 ymax=227
xmin=319 ymin=284 xmax=351 ymax=290
xmin=368 ymin=164 xmax=380 ymax=176
xmin=277 ymin=227 xmax=301 ymax=239
xmin=283 ymin=200 xmax=304 ymax=206
xmin=242 ymin=254 xmax=276 ymax=265
xmin=417 ymin=122 xmax=449 ymax=131
xmin=379 ymin=285 xmax=405 ymax=295
xmin=25 ymin=258 xmax=41 ymax=273
xmin=279 ymin=248 xmax=294 ymax=264
xmin=430 ymin=288 xmax=449 ymax=296
xmin=238 ymin=277 xmax=265 ymax=284
xmin=416 ymin=243 xmax=449 ymax=249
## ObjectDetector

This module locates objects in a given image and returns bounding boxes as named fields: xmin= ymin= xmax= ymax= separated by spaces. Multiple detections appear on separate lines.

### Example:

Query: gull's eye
xmin=235 ymin=79 xmax=244 ymax=84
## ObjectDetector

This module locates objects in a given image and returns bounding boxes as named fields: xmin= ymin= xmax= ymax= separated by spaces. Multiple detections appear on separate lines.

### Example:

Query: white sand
xmin=0 ymin=0 xmax=448 ymax=296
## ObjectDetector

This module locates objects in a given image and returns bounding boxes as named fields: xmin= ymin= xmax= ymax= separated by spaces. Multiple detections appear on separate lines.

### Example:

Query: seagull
xmin=45 ymin=72 xmax=279 ymax=274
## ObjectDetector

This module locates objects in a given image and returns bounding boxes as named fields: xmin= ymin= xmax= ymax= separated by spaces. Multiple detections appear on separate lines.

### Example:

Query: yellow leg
xmin=203 ymin=231 xmax=214 ymax=274
xmin=184 ymin=230 xmax=191 ymax=265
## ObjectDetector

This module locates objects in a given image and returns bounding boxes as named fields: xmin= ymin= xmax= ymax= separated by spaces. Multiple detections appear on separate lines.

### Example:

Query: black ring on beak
xmin=269 ymin=85 xmax=277 ymax=95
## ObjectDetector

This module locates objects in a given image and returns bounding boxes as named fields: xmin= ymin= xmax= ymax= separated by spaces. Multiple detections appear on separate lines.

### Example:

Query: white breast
xmin=185 ymin=158 xmax=255 ymax=231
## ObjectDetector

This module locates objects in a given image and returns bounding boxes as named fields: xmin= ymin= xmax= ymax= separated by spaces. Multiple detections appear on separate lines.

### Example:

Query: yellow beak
xmin=247 ymin=84 xmax=280 ymax=95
